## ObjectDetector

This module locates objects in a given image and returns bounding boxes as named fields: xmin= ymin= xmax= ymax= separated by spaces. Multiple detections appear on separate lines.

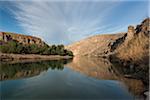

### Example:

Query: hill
xmin=66 ymin=18 xmax=149 ymax=58
xmin=66 ymin=33 xmax=126 ymax=57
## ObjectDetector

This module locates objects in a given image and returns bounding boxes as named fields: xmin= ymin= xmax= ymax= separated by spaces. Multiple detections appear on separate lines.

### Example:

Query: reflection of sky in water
xmin=1 ymin=67 xmax=133 ymax=100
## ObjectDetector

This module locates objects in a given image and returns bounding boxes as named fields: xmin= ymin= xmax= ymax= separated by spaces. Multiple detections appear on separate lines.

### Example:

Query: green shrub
xmin=66 ymin=50 xmax=74 ymax=56
xmin=0 ymin=40 xmax=23 ymax=53
xmin=0 ymin=41 xmax=74 ymax=56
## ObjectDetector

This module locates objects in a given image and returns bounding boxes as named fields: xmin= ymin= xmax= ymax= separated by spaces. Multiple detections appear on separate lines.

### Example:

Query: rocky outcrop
xmin=0 ymin=32 xmax=45 ymax=46
xmin=125 ymin=26 xmax=135 ymax=42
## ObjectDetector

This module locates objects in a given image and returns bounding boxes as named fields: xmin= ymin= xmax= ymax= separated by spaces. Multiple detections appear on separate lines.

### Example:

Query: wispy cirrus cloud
xmin=3 ymin=0 xmax=148 ymax=44
xmin=5 ymin=1 xmax=120 ymax=44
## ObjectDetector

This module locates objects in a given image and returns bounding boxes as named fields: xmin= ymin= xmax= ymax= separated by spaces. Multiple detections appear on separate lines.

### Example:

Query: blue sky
xmin=0 ymin=0 xmax=149 ymax=45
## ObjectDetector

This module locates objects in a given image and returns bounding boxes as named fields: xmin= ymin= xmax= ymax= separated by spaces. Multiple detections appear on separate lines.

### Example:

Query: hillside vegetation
xmin=0 ymin=39 xmax=73 ymax=56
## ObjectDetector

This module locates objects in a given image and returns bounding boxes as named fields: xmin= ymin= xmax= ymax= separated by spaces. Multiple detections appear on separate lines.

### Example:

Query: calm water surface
xmin=0 ymin=58 xmax=143 ymax=100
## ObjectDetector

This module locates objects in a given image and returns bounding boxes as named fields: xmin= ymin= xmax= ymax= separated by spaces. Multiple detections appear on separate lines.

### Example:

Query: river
xmin=0 ymin=57 xmax=146 ymax=100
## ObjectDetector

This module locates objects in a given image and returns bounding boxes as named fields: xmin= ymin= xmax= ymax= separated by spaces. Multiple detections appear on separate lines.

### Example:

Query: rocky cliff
xmin=0 ymin=32 xmax=45 ymax=46
xmin=66 ymin=18 xmax=149 ymax=57
xmin=113 ymin=18 xmax=149 ymax=63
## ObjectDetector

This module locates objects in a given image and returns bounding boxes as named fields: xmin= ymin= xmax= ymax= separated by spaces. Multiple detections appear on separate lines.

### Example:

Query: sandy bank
xmin=0 ymin=53 xmax=73 ymax=63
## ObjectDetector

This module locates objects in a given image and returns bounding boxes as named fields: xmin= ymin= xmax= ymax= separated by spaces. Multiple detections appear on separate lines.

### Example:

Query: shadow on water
xmin=0 ymin=59 xmax=72 ymax=81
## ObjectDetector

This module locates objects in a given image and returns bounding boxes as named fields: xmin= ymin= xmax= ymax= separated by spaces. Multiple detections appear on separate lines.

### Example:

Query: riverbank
xmin=0 ymin=53 xmax=73 ymax=63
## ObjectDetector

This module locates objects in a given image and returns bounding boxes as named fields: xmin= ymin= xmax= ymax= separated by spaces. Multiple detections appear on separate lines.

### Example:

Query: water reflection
xmin=0 ymin=60 xmax=71 ymax=81
xmin=66 ymin=57 xmax=145 ymax=98
xmin=0 ymin=57 xmax=146 ymax=99
xmin=1 ymin=59 xmax=133 ymax=100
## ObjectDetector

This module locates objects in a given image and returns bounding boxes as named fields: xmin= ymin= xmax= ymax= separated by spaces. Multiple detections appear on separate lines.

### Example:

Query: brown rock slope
xmin=66 ymin=33 xmax=126 ymax=57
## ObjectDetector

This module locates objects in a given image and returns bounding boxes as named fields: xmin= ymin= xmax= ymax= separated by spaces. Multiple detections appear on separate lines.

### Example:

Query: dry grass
xmin=116 ymin=33 xmax=149 ymax=64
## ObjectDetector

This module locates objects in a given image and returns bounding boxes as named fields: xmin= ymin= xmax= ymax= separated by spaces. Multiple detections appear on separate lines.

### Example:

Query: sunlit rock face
xmin=0 ymin=32 xmax=45 ymax=46
xmin=66 ymin=57 xmax=145 ymax=97
xmin=66 ymin=33 xmax=126 ymax=57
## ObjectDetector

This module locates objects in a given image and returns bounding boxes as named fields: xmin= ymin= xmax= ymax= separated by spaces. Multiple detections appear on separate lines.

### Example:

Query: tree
xmin=66 ymin=50 xmax=74 ymax=56
xmin=0 ymin=40 xmax=74 ymax=56
xmin=0 ymin=40 xmax=22 ymax=53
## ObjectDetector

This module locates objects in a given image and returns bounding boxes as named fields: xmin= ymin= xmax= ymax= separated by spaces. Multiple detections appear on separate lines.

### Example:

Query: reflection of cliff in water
xmin=66 ymin=57 xmax=145 ymax=97
xmin=0 ymin=60 xmax=71 ymax=81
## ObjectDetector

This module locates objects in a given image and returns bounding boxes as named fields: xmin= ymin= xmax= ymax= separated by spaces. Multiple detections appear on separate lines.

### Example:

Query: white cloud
xmin=9 ymin=1 xmax=121 ymax=44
